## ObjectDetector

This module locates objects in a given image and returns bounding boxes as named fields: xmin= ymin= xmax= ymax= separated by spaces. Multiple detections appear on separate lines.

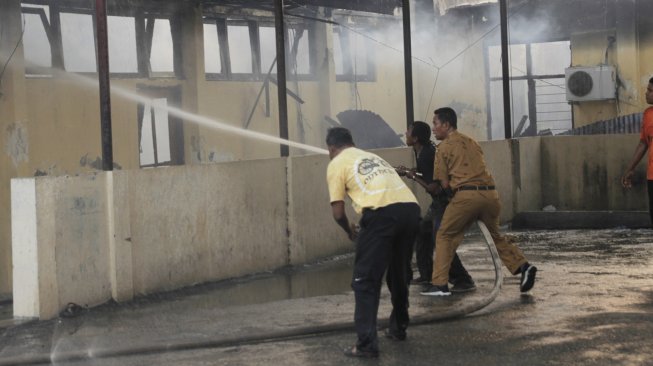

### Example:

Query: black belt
xmin=454 ymin=185 xmax=495 ymax=193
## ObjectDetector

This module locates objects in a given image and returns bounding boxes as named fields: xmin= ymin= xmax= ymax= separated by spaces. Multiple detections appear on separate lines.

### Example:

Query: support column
xmin=176 ymin=4 xmax=204 ymax=164
xmin=314 ymin=8 xmax=336 ymax=138
xmin=95 ymin=0 xmax=114 ymax=171
xmin=499 ymin=0 xmax=512 ymax=139
xmin=0 ymin=0 xmax=29 ymax=296
xmin=402 ymin=0 xmax=415 ymax=127
xmin=275 ymin=0 xmax=290 ymax=157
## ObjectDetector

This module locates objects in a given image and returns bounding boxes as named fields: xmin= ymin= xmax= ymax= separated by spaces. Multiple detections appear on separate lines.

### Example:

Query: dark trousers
xmin=648 ymin=180 xmax=653 ymax=226
xmin=415 ymin=207 xmax=472 ymax=284
xmin=352 ymin=202 xmax=420 ymax=353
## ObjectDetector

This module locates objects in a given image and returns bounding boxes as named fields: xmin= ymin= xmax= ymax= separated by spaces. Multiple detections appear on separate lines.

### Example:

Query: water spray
xmin=48 ymin=67 xmax=329 ymax=156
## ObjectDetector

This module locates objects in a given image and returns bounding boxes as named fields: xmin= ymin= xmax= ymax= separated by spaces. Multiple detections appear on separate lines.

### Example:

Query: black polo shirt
xmin=414 ymin=143 xmax=449 ymax=212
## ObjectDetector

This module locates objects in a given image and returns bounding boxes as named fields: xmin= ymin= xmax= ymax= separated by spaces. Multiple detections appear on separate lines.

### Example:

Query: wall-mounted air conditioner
xmin=565 ymin=65 xmax=616 ymax=102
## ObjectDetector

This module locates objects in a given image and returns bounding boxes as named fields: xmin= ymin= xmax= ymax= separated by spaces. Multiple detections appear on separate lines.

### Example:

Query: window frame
xmin=203 ymin=17 xmax=317 ymax=82
xmin=20 ymin=3 xmax=180 ymax=79
xmin=485 ymin=39 xmax=572 ymax=139
xmin=333 ymin=25 xmax=376 ymax=83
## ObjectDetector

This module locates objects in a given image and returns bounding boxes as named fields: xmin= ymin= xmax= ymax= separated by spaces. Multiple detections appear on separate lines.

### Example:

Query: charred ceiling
xmin=21 ymin=0 xmax=400 ymax=17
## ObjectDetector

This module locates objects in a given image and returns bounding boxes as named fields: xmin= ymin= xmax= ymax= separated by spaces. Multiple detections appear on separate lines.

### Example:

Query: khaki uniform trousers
xmin=431 ymin=189 xmax=527 ymax=286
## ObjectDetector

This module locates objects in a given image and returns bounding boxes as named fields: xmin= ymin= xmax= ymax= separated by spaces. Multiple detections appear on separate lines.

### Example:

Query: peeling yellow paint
xmin=5 ymin=121 xmax=28 ymax=167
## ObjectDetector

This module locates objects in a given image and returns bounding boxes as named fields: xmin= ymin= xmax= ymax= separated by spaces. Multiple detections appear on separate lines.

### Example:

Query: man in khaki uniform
xmin=420 ymin=107 xmax=537 ymax=296
xmin=326 ymin=127 xmax=420 ymax=357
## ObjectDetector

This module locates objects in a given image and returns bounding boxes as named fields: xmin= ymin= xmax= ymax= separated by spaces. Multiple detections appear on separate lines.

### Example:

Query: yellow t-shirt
xmin=327 ymin=147 xmax=417 ymax=214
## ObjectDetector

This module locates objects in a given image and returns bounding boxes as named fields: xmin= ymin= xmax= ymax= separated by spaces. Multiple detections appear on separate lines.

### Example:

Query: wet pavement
xmin=1 ymin=228 xmax=652 ymax=365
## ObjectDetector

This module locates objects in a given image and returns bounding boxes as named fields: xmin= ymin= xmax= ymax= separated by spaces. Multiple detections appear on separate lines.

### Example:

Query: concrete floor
xmin=1 ymin=228 xmax=652 ymax=365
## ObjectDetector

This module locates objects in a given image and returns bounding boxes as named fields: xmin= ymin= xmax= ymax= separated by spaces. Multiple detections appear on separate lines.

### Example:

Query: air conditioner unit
xmin=565 ymin=65 xmax=616 ymax=102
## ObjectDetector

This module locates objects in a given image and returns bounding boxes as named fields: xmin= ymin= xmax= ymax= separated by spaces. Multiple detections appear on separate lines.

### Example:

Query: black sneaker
xmin=520 ymin=264 xmax=537 ymax=292
xmin=450 ymin=280 xmax=477 ymax=293
xmin=410 ymin=276 xmax=430 ymax=285
xmin=343 ymin=346 xmax=379 ymax=358
xmin=384 ymin=328 xmax=407 ymax=341
xmin=420 ymin=284 xmax=452 ymax=296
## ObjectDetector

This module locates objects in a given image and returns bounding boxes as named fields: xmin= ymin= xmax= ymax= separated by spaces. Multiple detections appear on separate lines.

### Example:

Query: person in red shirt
xmin=622 ymin=77 xmax=653 ymax=225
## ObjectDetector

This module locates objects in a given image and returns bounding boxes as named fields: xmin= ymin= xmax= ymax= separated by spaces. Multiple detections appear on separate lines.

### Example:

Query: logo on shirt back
xmin=357 ymin=157 xmax=397 ymax=186
xmin=358 ymin=157 xmax=392 ymax=175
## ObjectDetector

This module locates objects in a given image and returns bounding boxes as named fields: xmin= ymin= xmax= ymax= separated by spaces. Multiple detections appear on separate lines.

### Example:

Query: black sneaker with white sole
xmin=420 ymin=284 xmax=452 ymax=296
xmin=450 ymin=280 xmax=477 ymax=293
xmin=520 ymin=264 xmax=537 ymax=292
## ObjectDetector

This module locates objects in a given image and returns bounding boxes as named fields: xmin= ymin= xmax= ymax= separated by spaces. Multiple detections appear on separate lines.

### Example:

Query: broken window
xmin=487 ymin=40 xmax=571 ymax=139
xmin=259 ymin=25 xmax=277 ymax=75
xmin=149 ymin=19 xmax=175 ymax=74
xmin=203 ymin=19 xmax=314 ymax=81
xmin=203 ymin=22 xmax=222 ymax=74
xmin=21 ymin=4 xmax=142 ymax=77
xmin=137 ymin=87 xmax=184 ymax=168
xmin=61 ymin=12 xmax=96 ymax=73
xmin=333 ymin=26 xmax=375 ymax=82
xmin=287 ymin=26 xmax=312 ymax=76
xmin=21 ymin=5 xmax=52 ymax=73
xmin=107 ymin=16 xmax=138 ymax=74
xmin=227 ymin=23 xmax=254 ymax=74
xmin=139 ymin=98 xmax=171 ymax=166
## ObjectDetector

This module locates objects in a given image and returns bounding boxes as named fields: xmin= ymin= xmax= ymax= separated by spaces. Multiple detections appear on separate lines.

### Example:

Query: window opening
xmin=333 ymin=26 xmax=375 ymax=82
xmin=21 ymin=6 xmax=52 ymax=72
xmin=227 ymin=23 xmax=254 ymax=74
xmin=259 ymin=25 xmax=277 ymax=75
xmin=60 ymin=12 xmax=96 ymax=72
xmin=488 ymin=40 xmax=571 ymax=139
xmin=286 ymin=25 xmax=311 ymax=77
xmin=107 ymin=16 xmax=138 ymax=73
xmin=137 ymin=87 xmax=184 ymax=168
xmin=203 ymin=22 xmax=222 ymax=74
xmin=149 ymin=18 xmax=174 ymax=74
xmin=204 ymin=19 xmax=314 ymax=81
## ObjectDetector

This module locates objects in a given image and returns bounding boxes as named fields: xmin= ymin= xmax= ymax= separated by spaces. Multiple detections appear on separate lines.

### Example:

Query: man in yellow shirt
xmin=420 ymin=107 xmax=537 ymax=297
xmin=326 ymin=127 xmax=420 ymax=358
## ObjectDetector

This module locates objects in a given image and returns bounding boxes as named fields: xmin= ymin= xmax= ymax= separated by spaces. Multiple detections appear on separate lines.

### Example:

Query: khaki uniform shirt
xmin=433 ymin=130 xmax=495 ymax=189
xmin=327 ymin=147 xmax=417 ymax=214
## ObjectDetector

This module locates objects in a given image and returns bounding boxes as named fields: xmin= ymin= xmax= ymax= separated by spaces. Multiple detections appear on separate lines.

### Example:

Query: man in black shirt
xmin=398 ymin=121 xmax=475 ymax=292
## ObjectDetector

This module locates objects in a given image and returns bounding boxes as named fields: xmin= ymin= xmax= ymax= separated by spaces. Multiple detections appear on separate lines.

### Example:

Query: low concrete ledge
xmin=511 ymin=211 xmax=651 ymax=230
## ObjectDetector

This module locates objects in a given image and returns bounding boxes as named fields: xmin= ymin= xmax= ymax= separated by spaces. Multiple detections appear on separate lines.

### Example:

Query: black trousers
xmin=352 ymin=202 xmax=420 ymax=353
xmin=415 ymin=207 xmax=473 ymax=284
xmin=646 ymin=180 xmax=653 ymax=226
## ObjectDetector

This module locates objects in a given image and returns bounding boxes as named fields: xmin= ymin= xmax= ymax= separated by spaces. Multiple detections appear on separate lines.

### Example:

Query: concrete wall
xmin=11 ymin=174 xmax=112 ymax=319
xmin=287 ymin=153 xmax=351 ymax=265
xmin=10 ymin=134 xmax=650 ymax=320
xmin=480 ymin=139 xmax=514 ymax=222
xmin=514 ymin=137 xmax=543 ymax=213
xmin=122 ymin=160 xmax=290 ymax=296
xmin=540 ymin=134 xmax=647 ymax=211
xmin=11 ymin=149 xmax=419 ymax=320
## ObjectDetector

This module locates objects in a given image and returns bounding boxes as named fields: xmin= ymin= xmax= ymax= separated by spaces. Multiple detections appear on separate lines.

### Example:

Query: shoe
xmin=343 ymin=346 xmax=379 ymax=358
xmin=410 ymin=276 xmax=430 ymax=285
xmin=420 ymin=284 xmax=451 ymax=296
xmin=384 ymin=328 xmax=406 ymax=341
xmin=450 ymin=280 xmax=476 ymax=293
xmin=520 ymin=264 xmax=537 ymax=292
